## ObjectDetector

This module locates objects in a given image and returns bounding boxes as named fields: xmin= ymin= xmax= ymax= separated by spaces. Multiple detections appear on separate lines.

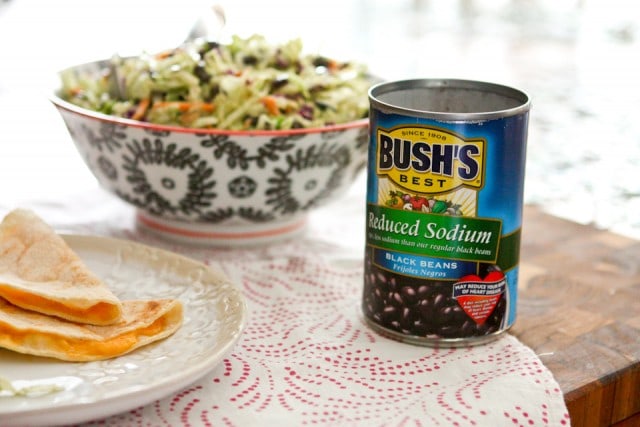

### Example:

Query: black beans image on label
xmin=362 ymin=247 xmax=506 ymax=339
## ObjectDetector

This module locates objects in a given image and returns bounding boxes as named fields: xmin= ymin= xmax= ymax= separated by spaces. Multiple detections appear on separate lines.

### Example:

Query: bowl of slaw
xmin=51 ymin=35 xmax=371 ymax=245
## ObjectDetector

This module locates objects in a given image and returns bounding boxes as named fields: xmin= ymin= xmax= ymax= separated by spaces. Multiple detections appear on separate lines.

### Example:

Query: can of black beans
xmin=363 ymin=79 xmax=531 ymax=346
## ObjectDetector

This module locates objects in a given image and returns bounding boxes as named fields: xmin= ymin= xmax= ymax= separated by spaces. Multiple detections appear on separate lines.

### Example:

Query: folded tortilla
xmin=0 ymin=209 xmax=123 ymax=325
xmin=0 ymin=297 xmax=183 ymax=361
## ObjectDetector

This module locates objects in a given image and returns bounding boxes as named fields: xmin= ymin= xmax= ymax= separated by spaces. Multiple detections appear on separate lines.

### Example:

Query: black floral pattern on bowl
xmin=265 ymin=142 xmax=350 ymax=215
xmin=118 ymin=137 xmax=216 ymax=218
xmin=199 ymin=133 xmax=301 ymax=169
xmin=68 ymin=120 xmax=366 ymax=224
xmin=81 ymin=122 xmax=126 ymax=153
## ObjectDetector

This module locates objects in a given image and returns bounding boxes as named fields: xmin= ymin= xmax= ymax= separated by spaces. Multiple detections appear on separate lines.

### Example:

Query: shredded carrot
xmin=261 ymin=96 xmax=280 ymax=116
xmin=155 ymin=50 xmax=174 ymax=60
xmin=327 ymin=59 xmax=340 ymax=73
xmin=180 ymin=111 xmax=198 ymax=127
xmin=153 ymin=101 xmax=191 ymax=112
xmin=131 ymin=98 xmax=150 ymax=121
xmin=153 ymin=101 xmax=215 ymax=113
xmin=69 ymin=87 xmax=83 ymax=96
xmin=199 ymin=102 xmax=215 ymax=113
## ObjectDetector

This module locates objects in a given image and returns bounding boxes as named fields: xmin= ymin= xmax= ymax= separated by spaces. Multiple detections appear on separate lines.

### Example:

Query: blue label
xmin=373 ymin=248 xmax=478 ymax=279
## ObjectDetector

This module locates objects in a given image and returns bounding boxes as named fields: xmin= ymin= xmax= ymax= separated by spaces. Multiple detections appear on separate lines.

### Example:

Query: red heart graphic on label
xmin=454 ymin=272 xmax=506 ymax=325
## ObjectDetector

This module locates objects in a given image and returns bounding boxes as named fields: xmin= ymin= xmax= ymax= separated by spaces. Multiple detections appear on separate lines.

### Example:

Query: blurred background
xmin=1 ymin=0 xmax=639 ymax=236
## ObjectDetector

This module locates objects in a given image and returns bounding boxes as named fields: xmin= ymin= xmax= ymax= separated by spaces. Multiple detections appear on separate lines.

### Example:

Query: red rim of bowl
xmin=50 ymin=91 xmax=369 ymax=137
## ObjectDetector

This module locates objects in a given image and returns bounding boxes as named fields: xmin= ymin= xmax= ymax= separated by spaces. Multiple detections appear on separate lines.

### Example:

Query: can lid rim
xmin=369 ymin=78 xmax=531 ymax=120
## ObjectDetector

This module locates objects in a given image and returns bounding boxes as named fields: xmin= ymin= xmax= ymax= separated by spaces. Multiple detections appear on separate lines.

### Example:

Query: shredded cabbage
xmin=59 ymin=34 xmax=370 ymax=130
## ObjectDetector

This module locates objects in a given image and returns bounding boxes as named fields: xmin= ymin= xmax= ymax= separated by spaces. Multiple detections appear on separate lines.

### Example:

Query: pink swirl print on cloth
xmin=84 ymin=255 xmax=569 ymax=427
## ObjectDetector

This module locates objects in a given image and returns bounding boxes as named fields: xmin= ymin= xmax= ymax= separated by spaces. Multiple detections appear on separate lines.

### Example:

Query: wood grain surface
xmin=514 ymin=206 xmax=640 ymax=427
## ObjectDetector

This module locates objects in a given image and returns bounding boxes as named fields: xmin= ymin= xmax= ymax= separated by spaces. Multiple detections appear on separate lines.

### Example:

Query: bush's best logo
xmin=376 ymin=126 xmax=485 ymax=193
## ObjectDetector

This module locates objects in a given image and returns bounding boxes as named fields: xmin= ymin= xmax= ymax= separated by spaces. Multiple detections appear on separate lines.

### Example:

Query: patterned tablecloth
xmin=2 ymin=189 xmax=570 ymax=427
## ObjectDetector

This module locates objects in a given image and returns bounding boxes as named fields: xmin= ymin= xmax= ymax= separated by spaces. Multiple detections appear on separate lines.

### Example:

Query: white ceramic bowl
xmin=51 ymin=59 xmax=369 ymax=246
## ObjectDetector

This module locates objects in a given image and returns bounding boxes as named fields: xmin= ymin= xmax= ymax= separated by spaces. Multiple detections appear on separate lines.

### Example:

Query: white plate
xmin=0 ymin=234 xmax=247 ymax=427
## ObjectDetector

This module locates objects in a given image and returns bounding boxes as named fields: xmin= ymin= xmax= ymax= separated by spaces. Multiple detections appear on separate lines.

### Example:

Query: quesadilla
xmin=0 ymin=209 xmax=123 ymax=325
xmin=0 ymin=297 xmax=183 ymax=361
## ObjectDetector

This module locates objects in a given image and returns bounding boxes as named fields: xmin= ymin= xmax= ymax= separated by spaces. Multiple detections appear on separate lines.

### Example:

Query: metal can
xmin=363 ymin=79 xmax=531 ymax=346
